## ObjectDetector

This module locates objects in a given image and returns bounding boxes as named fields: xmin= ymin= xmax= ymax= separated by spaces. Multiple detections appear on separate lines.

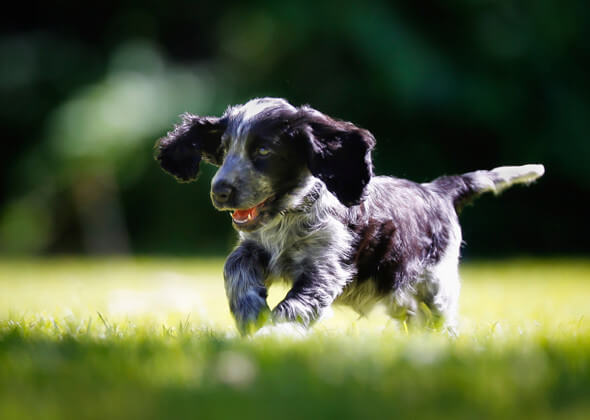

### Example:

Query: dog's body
xmin=156 ymin=97 xmax=544 ymax=335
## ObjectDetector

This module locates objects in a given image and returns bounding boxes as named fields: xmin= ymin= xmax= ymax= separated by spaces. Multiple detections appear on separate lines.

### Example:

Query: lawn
xmin=1 ymin=258 xmax=589 ymax=419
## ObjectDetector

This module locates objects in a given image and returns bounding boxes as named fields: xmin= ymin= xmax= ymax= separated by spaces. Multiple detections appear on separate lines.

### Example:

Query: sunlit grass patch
xmin=1 ymin=258 xmax=589 ymax=420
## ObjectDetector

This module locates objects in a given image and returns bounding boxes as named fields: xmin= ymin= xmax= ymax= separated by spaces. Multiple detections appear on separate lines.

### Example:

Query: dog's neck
xmin=280 ymin=180 xmax=323 ymax=216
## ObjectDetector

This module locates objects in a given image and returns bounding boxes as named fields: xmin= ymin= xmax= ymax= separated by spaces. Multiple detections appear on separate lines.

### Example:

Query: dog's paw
xmin=235 ymin=309 xmax=271 ymax=336
xmin=231 ymin=292 xmax=271 ymax=336
xmin=254 ymin=322 xmax=308 ymax=339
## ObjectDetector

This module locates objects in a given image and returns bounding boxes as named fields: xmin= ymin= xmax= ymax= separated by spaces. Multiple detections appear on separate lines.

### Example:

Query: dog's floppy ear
xmin=294 ymin=106 xmax=375 ymax=206
xmin=154 ymin=113 xmax=226 ymax=182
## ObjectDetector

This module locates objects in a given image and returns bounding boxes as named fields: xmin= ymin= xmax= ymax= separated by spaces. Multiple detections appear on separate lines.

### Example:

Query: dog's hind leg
xmin=417 ymin=223 xmax=462 ymax=335
xmin=418 ymin=256 xmax=461 ymax=335
xmin=385 ymin=244 xmax=461 ymax=335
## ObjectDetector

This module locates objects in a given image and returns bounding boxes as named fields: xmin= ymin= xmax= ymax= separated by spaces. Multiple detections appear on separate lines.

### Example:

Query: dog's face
xmin=210 ymin=99 xmax=309 ymax=231
xmin=155 ymin=98 xmax=376 ymax=232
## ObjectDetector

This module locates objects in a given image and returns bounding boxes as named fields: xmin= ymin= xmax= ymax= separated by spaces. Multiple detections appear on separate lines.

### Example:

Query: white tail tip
xmin=491 ymin=164 xmax=545 ymax=192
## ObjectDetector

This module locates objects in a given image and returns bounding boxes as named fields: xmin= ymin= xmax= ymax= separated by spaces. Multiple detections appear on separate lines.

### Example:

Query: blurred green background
xmin=1 ymin=0 xmax=588 ymax=257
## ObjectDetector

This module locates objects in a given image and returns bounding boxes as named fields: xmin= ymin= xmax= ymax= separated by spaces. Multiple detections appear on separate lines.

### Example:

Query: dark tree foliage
xmin=0 ymin=0 xmax=588 ymax=256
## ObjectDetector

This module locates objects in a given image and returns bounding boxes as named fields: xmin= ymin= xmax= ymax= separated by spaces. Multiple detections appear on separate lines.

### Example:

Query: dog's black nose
xmin=211 ymin=181 xmax=234 ymax=204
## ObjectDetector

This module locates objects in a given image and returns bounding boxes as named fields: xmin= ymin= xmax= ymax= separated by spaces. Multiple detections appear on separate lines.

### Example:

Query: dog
xmin=155 ymin=97 xmax=544 ymax=336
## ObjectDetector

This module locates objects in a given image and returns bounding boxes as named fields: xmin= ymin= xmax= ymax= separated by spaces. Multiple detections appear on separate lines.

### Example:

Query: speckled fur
xmin=155 ymin=97 xmax=544 ymax=335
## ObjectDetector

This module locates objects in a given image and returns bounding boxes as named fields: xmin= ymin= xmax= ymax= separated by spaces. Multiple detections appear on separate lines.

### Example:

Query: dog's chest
xmin=245 ymin=214 xmax=344 ymax=281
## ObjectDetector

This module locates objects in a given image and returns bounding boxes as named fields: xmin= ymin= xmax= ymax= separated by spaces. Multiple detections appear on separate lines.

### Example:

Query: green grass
xmin=1 ymin=258 xmax=589 ymax=419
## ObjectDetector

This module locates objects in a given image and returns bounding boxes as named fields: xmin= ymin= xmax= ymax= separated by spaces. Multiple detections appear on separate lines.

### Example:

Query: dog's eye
xmin=256 ymin=146 xmax=271 ymax=157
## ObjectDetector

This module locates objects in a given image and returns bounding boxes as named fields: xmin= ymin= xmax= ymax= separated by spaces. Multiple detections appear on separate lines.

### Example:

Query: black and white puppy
xmin=155 ymin=97 xmax=544 ymax=336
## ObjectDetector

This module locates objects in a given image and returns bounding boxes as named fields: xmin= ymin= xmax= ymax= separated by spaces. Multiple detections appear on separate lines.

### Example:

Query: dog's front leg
xmin=224 ymin=241 xmax=271 ymax=335
xmin=272 ymin=265 xmax=347 ymax=328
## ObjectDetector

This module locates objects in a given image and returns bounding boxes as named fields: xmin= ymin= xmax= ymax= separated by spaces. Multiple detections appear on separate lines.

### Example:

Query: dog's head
xmin=155 ymin=97 xmax=375 ymax=231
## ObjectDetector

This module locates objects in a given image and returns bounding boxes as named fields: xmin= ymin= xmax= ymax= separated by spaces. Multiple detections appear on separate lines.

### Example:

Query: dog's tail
xmin=432 ymin=164 xmax=545 ymax=213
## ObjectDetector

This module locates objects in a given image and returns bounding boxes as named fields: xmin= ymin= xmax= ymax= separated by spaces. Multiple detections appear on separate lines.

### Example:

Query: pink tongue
xmin=232 ymin=206 xmax=259 ymax=222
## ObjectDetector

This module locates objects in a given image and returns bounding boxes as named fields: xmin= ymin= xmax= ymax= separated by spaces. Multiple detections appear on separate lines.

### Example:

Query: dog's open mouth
xmin=231 ymin=196 xmax=274 ymax=227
